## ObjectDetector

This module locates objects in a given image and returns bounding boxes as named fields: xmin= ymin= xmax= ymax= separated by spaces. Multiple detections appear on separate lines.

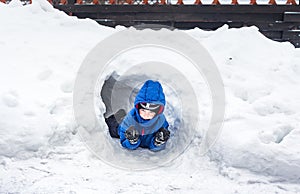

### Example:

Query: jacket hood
xmin=134 ymin=80 xmax=166 ymax=107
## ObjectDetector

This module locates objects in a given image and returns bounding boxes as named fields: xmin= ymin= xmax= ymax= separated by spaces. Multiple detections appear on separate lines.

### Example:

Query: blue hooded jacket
xmin=118 ymin=80 xmax=169 ymax=151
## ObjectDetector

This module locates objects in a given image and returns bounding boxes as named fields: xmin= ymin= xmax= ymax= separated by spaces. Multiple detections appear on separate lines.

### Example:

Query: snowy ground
xmin=1 ymin=0 xmax=300 ymax=193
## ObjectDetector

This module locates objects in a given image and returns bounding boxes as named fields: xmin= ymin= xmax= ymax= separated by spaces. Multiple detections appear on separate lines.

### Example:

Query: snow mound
xmin=199 ymin=26 xmax=300 ymax=181
xmin=0 ymin=0 xmax=115 ymax=160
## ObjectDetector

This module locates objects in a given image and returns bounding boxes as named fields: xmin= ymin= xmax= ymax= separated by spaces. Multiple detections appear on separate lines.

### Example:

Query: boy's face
xmin=139 ymin=108 xmax=156 ymax=120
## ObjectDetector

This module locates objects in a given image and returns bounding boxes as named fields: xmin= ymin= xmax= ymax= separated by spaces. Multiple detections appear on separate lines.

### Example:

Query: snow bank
xmin=0 ymin=0 xmax=114 ymax=160
xmin=191 ymin=26 xmax=300 ymax=181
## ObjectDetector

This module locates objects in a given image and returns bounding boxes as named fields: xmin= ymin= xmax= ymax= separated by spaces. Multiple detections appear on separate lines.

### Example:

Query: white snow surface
xmin=1 ymin=0 xmax=300 ymax=193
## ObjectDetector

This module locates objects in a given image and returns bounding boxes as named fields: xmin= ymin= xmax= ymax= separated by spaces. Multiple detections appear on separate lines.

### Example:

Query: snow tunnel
xmin=73 ymin=27 xmax=225 ymax=170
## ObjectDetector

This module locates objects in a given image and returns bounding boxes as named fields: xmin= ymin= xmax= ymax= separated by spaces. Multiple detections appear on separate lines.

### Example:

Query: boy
xmin=105 ymin=80 xmax=170 ymax=152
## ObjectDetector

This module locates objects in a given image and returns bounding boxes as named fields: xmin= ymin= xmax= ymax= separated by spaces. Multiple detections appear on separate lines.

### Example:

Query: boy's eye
xmin=140 ymin=109 xmax=155 ymax=114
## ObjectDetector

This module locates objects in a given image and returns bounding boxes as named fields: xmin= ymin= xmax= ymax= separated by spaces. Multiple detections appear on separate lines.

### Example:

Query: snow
xmin=1 ymin=0 xmax=300 ymax=193
xmin=194 ymin=26 xmax=300 ymax=182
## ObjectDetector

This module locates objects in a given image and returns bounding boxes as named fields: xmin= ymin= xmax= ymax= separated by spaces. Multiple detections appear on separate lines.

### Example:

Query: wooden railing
xmin=1 ymin=0 xmax=299 ymax=5
xmin=1 ymin=0 xmax=299 ymax=47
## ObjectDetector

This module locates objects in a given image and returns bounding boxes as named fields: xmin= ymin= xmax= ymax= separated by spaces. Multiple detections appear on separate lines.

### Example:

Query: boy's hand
xmin=154 ymin=128 xmax=170 ymax=146
xmin=125 ymin=126 xmax=139 ymax=144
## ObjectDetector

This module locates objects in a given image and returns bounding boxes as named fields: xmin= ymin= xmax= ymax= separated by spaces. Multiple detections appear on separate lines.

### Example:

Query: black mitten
xmin=125 ymin=126 xmax=140 ymax=144
xmin=154 ymin=128 xmax=170 ymax=146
